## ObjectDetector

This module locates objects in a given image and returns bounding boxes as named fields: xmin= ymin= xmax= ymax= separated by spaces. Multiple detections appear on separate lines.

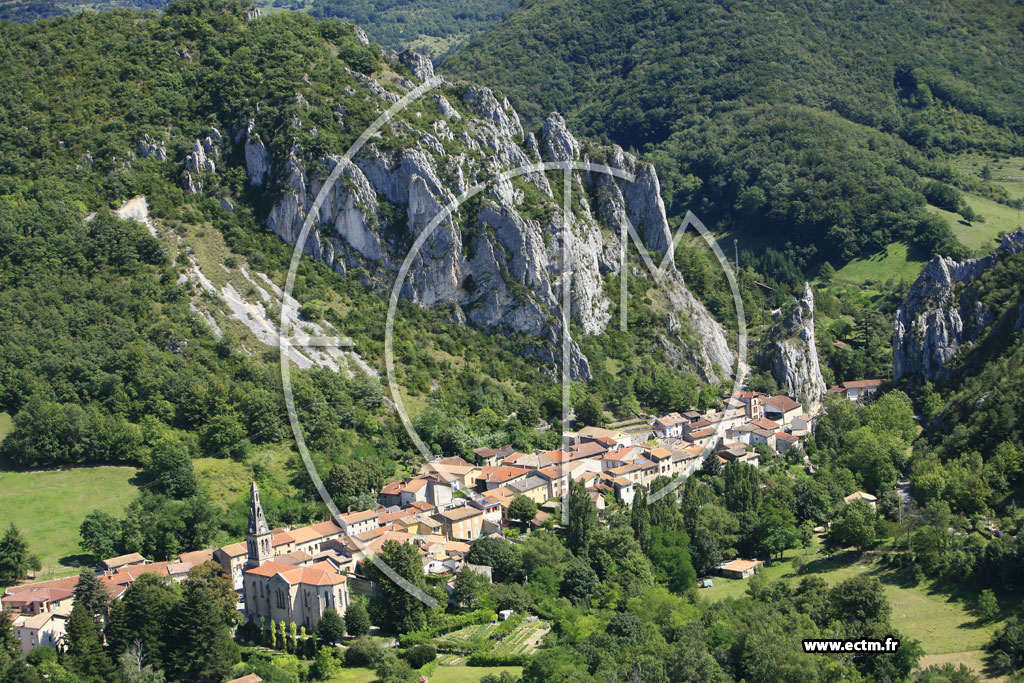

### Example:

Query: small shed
xmin=498 ymin=609 xmax=515 ymax=621
xmin=718 ymin=559 xmax=763 ymax=579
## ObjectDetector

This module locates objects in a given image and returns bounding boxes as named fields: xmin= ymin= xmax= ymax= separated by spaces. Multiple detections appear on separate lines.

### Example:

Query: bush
xmin=466 ymin=651 xmax=530 ymax=667
xmin=343 ymin=636 xmax=385 ymax=667
xmin=401 ymin=643 xmax=437 ymax=669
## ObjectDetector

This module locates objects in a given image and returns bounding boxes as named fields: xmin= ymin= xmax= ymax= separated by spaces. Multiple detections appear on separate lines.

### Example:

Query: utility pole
xmin=734 ymin=238 xmax=739 ymax=271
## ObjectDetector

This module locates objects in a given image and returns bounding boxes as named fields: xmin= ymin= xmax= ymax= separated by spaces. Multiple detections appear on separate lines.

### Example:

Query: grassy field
xmin=195 ymin=443 xmax=299 ymax=508
xmin=0 ymin=466 xmax=138 ymax=576
xmin=928 ymin=194 xmax=1021 ymax=253
xmin=700 ymin=539 xmax=1007 ymax=679
xmin=328 ymin=666 xmax=524 ymax=683
xmin=831 ymin=241 xmax=928 ymax=287
xmin=0 ymin=411 xmax=12 ymax=442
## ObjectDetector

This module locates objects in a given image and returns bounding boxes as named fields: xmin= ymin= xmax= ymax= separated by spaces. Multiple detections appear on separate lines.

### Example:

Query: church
xmin=241 ymin=482 xmax=350 ymax=632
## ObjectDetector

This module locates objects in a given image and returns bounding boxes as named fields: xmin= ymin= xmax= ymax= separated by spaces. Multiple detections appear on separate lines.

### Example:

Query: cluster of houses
xmin=2 ymin=548 xmax=217 ymax=653
xmin=652 ymin=391 xmax=816 ymax=464
xmin=6 ymin=385 xmax=892 ymax=653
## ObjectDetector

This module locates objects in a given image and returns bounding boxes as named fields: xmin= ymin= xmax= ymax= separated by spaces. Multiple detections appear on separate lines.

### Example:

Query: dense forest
xmin=0 ymin=0 xmax=521 ymax=61
xmin=446 ymin=0 xmax=1024 ymax=267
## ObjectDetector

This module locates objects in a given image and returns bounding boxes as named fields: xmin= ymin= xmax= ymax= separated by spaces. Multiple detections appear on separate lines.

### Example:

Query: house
xmin=379 ymin=477 xmax=430 ymax=507
xmin=653 ymin=412 xmax=688 ymax=439
xmin=564 ymin=426 xmax=632 ymax=448
xmin=843 ymin=491 xmax=878 ymax=508
xmin=834 ymin=379 xmax=883 ymax=401
xmin=214 ymin=542 xmax=250 ymax=589
xmin=718 ymin=559 xmax=763 ymax=579
xmin=683 ymin=426 xmax=717 ymax=448
xmin=762 ymin=395 xmax=803 ymax=425
xmin=98 ymin=552 xmax=149 ymax=573
xmin=535 ymin=465 xmax=570 ymax=500
xmin=791 ymin=413 xmax=815 ymax=433
xmin=434 ymin=506 xmax=486 ymax=541
xmin=473 ymin=445 xmax=515 ymax=467
xmin=466 ymin=496 xmax=503 ymax=525
xmin=506 ymin=475 xmax=551 ymax=505
xmin=732 ymin=391 xmax=767 ymax=420
xmin=11 ymin=612 xmax=67 ymax=653
xmin=241 ymin=483 xmax=349 ymax=632
xmin=774 ymin=431 xmax=800 ymax=454
xmin=226 ymin=675 xmax=264 ymax=683
xmin=475 ymin=465 xmax=530 ymax=491
xmin=337 ymin=509 xmax=380 ymax=537
xmin=1 ymin=586 xmax=75 ymax=616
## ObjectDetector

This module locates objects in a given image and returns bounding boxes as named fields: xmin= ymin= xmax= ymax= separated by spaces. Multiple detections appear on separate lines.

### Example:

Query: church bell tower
xmin=246 ymin=481 xmax=273 ymax=567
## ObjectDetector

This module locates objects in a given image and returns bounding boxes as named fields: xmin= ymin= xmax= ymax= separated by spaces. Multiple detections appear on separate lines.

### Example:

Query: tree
xmin=452 ymin=566 xmax=489 ymax=608
xmin=311 ymin=646 xmax=339 ymax=681
xmin=977 ymin=589 xmax=999 ymax=622
xmin=141 ymin=437 xmax=198 ymax=498
xmin=345 ymin=600 xmax=371 ymax=637
xmin=489 ymin=582 xmax=533 ymax=613
xmin=574 ymin=394 xmax=605 ymax=428
xmin=830 ymin=500 xmax=879 ymax=551
xmin=0 ymin=608 xmax=18 ymax=663
xmin=73 ymin=569 xmax=110 ymax=623
xmin=560 ymin=559 xmax=599 ymax=604
xmin=829 ymin=575 xmax=891 ymax=628
xmin=79 ymin=510 xmax=120 ymax=560
xmin=367 ymin=541 xmax=435 ymax=634
xmin=0 ymin=523 xmax=40 ymax=583
xmin=630 ymin=485 xmax=651 ymax=554
xmin=105 ymin=571 xmax=181 ymax=664
xmin=65 ymin=603 xmax=116 ymax=683
xmin=199 ymin=413 xmax=249 ymax=460
xmin=117 ymin=647 xmax=167 ymax=683
xmin=648 ymin=526 xmax=697 ymax=593
xmin=164 ymin=564 xmax=240 ymax=683
xmin=317 ymin=608 xmax=345 ymax=646
xmin=508 ymin=495 xmax=538 ymax=527
xmin=566 ymin=479 xmax=597 ymax=556
xmin=465 ymin=536 xmax=522 ymax=583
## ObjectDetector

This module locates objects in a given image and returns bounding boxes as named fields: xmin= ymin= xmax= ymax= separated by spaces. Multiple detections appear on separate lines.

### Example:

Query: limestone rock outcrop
xmin=769 ymin=282 xmax=826 ymax=410
xmin=893 ymin=228 xmax=1024 ymax=381
xmin=233 ymin=81 xmax=734 ymax=383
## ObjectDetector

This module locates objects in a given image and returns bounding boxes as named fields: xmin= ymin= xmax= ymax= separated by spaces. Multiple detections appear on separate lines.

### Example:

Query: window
xmin=275 ymin=588 xmax=287 ymax=609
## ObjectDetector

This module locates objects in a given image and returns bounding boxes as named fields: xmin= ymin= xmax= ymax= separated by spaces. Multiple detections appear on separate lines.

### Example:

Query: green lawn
xmin=829 ymin=241 xmax=927 ymax=287
xmin=328 ymin=666 xmax=524 ymax=683
xmin=700 ymin=539 xmax=1005 ymax=676
xmin=0 ymin=466 xmax=138 ymax=576
xmin=928 ymin=195 xmax=1021 ymax=253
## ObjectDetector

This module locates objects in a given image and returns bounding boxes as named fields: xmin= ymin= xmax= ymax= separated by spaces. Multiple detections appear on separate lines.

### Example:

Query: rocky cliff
xmin=231 ymin=52 xmax=734 ymax=384
xmin=893 ymin=228 xmax=1024 ymax=381
xmin=768 ymin=282 xmax=826 ymax=409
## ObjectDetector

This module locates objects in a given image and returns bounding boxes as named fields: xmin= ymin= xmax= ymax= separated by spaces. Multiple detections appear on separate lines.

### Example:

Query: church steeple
xmin=246 ymin=481 xmax=272 ymax=567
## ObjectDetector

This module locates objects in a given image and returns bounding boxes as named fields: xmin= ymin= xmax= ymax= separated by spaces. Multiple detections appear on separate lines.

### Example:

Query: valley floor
xmin=702 ymin=537 xmax=1009 ymax=681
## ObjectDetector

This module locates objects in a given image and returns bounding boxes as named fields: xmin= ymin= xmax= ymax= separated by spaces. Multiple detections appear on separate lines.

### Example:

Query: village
xmin=2 ymin=381 xmax=881 ymax=655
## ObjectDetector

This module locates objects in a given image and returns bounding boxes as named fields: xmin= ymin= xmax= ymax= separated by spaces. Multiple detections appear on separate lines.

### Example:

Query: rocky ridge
xmin=767 ymin=282 xmax=826 ymax=410
xmin=893 ymin=228 xmax=1024 ymax=381
xmin=169 ymin=50 xmax=734 ymax=384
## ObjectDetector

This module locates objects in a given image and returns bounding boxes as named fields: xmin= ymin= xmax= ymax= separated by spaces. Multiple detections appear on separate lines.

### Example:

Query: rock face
xmin=237 ymin=82 xmax=733 ymax=383
xmin=769 ymin=283 xmax=826 ymax=410
xmin=893 ymin=228 xmax=1024 ymax=381
xmin=398 ymin=49 xmax=434 ymax=82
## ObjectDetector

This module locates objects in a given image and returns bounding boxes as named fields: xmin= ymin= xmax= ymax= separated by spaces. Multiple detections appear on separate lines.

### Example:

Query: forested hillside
xmin=446 ymin=0 xmax=1024 ymax=268
xmin=0 ymin=0 xmax=521 ymax=61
